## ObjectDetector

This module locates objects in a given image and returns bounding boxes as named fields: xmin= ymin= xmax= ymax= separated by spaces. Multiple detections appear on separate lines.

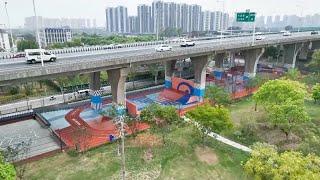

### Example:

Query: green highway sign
xmin=236 ymin=12 xmax=256 ymax=22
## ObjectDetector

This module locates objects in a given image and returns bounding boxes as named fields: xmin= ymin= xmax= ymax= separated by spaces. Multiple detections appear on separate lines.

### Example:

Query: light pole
xmin=32 ymin=0 xmax=44 ymax=67
xmin=217 ymin=0 xmax=225 ymax=44
xmin=296 ymin=4 xmax=303 ymax=32
xmin=4 ymin=1 xmax=15 ymax=52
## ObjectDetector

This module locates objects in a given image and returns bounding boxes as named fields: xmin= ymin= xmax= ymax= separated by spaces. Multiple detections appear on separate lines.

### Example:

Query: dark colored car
xmin=13 ymin=53 xmax=26 ymax=58
xmin=311 ymin=31 xmax=319 ymax=35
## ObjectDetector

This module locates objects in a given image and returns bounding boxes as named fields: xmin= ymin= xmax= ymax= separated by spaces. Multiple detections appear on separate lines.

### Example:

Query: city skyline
xmin=0 ymin=0 xmax=319 ymax=28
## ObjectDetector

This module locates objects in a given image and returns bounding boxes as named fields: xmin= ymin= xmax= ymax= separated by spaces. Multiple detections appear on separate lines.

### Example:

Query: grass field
xmin=20 ymin=125 xmax=249 ymax=180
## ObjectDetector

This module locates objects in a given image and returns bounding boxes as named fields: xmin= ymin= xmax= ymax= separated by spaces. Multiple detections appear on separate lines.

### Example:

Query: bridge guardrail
xmin=0 ymin=31 xmax=308 ymax=60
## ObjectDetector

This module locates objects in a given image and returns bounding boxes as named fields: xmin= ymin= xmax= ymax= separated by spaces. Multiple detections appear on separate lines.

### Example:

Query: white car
xmin=283 ymin=31 xmax=292 ymax=36
xmin=114 ymin=44 xmax=123 ymax=48
xmin=256 ymin=36 xmax=266 ymax=40
xmin=25 ymin=49 xmax=57 ymax=64
xmin=156 ymin=44 xmax=172 ymax=52
xmin=180 ymin=39 xmax=195 ymax=47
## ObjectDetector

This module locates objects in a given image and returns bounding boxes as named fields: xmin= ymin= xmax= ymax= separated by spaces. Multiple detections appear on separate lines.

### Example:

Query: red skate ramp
xmin=57 ymin=108 xmax=149 ymax=151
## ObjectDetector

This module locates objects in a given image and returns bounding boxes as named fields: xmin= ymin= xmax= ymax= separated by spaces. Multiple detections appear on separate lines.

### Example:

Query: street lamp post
xmin=4 ymin=1 xmax=15 ymax=52
xmin=32 ymin=0 xmax=44 ymax=67
xmin=296 ymin=4 xmax=303 ymax=32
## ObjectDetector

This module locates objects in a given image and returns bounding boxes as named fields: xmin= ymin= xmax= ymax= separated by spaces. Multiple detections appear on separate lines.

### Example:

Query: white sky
xmin=0 ymin=0 xmax=317 ymax=28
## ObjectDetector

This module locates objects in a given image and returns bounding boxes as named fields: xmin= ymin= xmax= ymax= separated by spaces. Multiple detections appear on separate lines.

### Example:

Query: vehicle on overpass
xmin=311 ymin=31 xmax=319 ymax=35
xmin=180 ymin=39 xmax=195 ymax=47
xmin=156 ymin=44 xmax=172 ymax=52
xmin=256 ymin=36 xmax=266 ymax=40
xmin=282 ymin=31 xmax=292 ymax=36
xmin=13 ymin=53 xmax=26 ymax=58
xmin=25 ymin=49 xmax=57 ymax=64
xmin=114 ymin=44 xmax=123 ymax=48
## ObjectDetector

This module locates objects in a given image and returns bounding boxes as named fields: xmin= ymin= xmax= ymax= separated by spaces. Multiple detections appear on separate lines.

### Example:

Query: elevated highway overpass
xmin=1 ymin=32 xmax=320 ymax=105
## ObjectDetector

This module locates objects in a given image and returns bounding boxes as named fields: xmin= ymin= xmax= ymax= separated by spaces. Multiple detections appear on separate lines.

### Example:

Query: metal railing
xmin=0 ymin=31 xmax=291 ymax=60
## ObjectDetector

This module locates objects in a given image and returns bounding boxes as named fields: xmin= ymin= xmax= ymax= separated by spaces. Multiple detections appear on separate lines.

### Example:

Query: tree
xmin=205 ymin=85 xmax=231 ymax=106
xmin=264 ymin=46 xmax=279 ymax=60
xmin=160 ymin=27 xmax=180 ymax=37
xmin=308 ymin=50 xmax=320 ymax=72
xmin=312 ymin=83 xmax=320 ymax=103
xmin=283 ymin=68 xmax=301 ymax=80
xmin=148 ymin=63 xmax=162 ymax=85
xmin=140 ymin=104 xmax=181 ymax=144
xmin=17 ymin=40 xmax=38 ymax=52
xmin=0 ymin=152 xmax=16 ymax=180
xmin=253 ymin=79 xmax=310 ymax=139
xmin=285 ymin=25 xmax=293 ymax=31
xmin=186 ymin=104 xmax=233 ymax=144
xmin=244 ymin=142 xmax=320 ymax=180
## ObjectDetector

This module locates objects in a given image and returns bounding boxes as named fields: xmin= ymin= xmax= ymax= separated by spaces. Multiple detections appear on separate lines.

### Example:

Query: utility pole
xmin=115 ymin=105 xmax=126 ymax=180
xmin=120 ymin=117 xmax=125 ymax=180
xmin=155 ymin=3 xmax=159 ymax=41
xmin=4 ymin=1 xmax=15 ymax=52
xmin=32 ymin=0 xmax=44 ymax=67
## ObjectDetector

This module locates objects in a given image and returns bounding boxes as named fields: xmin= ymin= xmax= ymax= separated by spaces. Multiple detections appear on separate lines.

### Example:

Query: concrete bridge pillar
xmin=191 ymin=55 xmax=212 ymax=99
xmin=89 ymin=72 xmax=101 ymax=91
xmin=243 ymin=48 xmax=265 ymax=78
xmin=107 ymin=68 xmax=129 ymax=105
xmin=282 ymin=43 xmax=304 ymax=69
xmin=311 ymin=40 xmax=320 ymax=50
xmin=214 ymin=53 xmax=225 ymax=68
xmin=229 ymin=52 xmax=236 ymax=67
xmin=164 ymin=60 xmax=177 ymax=88
xmin=298 ymin=42 xmax=312 ymax=61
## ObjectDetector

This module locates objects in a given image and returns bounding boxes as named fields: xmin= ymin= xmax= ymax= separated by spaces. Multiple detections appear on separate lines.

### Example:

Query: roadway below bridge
xmin=0 ymin=32 xmax=319 ymax=85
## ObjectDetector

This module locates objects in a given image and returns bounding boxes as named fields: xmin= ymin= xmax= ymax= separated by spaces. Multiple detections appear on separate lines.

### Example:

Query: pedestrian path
xmin=183 ymin=116 xmax=252 ymax=153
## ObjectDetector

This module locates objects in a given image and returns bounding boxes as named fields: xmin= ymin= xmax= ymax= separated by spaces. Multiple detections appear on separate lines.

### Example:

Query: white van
xmin=25 ymin=49 xmax=57 ymax=64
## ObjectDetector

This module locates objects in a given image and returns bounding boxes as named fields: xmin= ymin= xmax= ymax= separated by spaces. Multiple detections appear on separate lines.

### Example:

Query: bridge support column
xmin=89 ymin=72 xmax=101 ymax=91
xmin=107 ymin=68 xmax=129 ymax=105
xmin=311 ymin=40 xmax=320 ymax=50
xmin=282 ymin=43 xmax=304 ymax=69
xmin=299 ymin=42 xmax=312 ymax=61
xmin=191 ymin=55 xmax=212 ymax=100
xmin=243 ymin=48 xmax=265 ymax=78
xmin=214 ymin=53 xmax=225 ymax=68
xmin=165 ymin=60 xmax=176 ymax=89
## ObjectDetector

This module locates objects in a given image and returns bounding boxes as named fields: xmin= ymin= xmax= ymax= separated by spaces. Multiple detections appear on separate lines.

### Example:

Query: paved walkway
xmin=183 ymin=116 xmax=252 ymax=153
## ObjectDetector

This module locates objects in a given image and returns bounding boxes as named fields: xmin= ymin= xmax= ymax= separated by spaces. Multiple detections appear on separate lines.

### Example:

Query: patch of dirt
xmin=256 ymin=128 xmax=301 ymax=150
xmin=195 ymin=146 xmax=219 ymax=165
xmin=143 ymin=148 xmax=154 ymax=162
xmin=128 ymin=132 xmax=163 ymax=148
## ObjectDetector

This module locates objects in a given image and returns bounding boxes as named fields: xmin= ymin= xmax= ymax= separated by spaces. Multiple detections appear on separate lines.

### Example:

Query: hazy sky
xmin=0 ymin=0 xmax=318 ymax=28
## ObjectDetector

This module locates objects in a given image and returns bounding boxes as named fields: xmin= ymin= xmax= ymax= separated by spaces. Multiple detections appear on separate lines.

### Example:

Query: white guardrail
xmin=0 ymin=31 xmax=288 ymax=60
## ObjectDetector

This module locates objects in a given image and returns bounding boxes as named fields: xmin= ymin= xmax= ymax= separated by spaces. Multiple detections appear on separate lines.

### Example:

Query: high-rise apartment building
xmin=106 ymin=6 xmax=128 ymax=33
xmin=137 ymin=5 xmax=152 ymax=34
xmin=128 ymin=16 xmax=138 ymax=34
xmin=188 ymin=5 xmax=202 ymax=32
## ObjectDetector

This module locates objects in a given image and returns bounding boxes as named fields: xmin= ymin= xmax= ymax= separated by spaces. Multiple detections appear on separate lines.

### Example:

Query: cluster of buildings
xmin=239 ymin=14 xmax=320 ymax=29
xmin=24 ymin=16 xmax=97 ymax=30
xmin=105 ymin=1 xmax=229 ymax=34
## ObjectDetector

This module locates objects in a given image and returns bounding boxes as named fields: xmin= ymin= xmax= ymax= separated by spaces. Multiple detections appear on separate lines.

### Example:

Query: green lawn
xmin=20 ymin=126 xmax=249 ymax=180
